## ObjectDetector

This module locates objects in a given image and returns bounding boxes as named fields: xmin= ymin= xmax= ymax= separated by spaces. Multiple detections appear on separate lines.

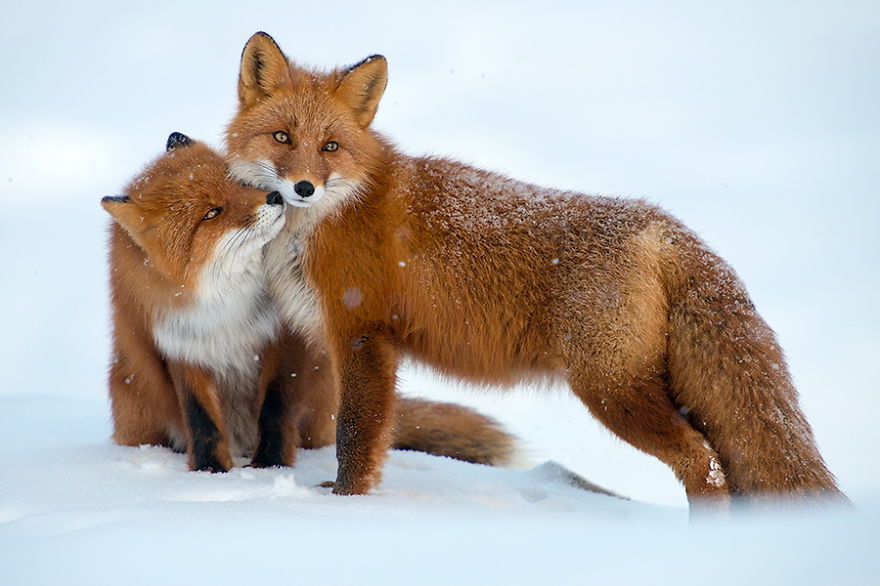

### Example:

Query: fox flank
xmin=225 ymin=32 xmax=845 ymax=509
xmin=103 ymin=133 xmax=517 ymax=473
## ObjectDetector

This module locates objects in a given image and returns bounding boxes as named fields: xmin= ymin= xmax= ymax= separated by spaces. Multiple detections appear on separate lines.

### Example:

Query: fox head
xmin=102 ymin=132 xmax=286 ymax=286
xmin=226 ymin=31 xmax=388 ymax=212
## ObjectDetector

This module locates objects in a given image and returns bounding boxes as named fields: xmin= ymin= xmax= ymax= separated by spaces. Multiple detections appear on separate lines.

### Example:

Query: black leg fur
xmin=251 ymin=378 xmax=292 ymax=468
xmin=184 ymin=394 xmax=228 ymax=473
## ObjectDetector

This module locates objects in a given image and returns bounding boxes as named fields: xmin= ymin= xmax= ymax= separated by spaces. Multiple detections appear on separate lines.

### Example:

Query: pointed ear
xmin=101 ymin=195 xmax=131 ymax=214
xmin=101 ymin=195 xmax=135 ymax=228
xmin=102 ymin=195 xmax=149 ymax=248
xmin=334 ymin=55 xmax=388 ymax=128
xmin=238 ymin=31 xmax=292 ymax=109
xmin=166 ymin=132 xmax=193 ymax=151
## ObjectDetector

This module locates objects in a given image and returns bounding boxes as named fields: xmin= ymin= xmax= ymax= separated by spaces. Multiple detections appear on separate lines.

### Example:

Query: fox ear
xmin=166 ymin=132 xmax=193 ymax=151
xmin=238 ymin=31 xmax=292 ymax=109
xmin=102 ymin=195 xmax=150 ymax=248
xmin=335 ymin=55 xmax=388 ymax=128
xmin=101 ymin=195 xmax=136 ymax=229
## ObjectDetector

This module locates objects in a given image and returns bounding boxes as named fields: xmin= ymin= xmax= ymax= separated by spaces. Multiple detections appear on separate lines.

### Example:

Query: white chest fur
xmin=153 ymin=244 xmax=280 ymax=378
xmin=262 ymin=222 xmax=323 ymax=343
xmin=151 ymin=225 xmax=283 ymax=457
xmin=153 ymin=244 xmax=279 ymax=457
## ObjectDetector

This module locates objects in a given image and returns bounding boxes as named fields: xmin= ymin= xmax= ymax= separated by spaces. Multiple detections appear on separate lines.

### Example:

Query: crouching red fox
xmin=223 ymin=32 xmax=845 ymax=508
xmin=102 ymin=133 xmax=516 ymax=472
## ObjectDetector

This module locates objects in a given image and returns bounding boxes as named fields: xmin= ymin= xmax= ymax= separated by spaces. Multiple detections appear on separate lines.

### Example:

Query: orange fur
xmin=104 ymin=133 xmax=515 ymax=472
xmin=225 ymin=32 xmax=844 ymax=508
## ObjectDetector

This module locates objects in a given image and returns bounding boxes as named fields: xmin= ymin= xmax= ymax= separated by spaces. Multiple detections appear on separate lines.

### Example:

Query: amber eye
xmin=203 ymin=207 xmax=223 ymax=221
xmin=322 ymin=141 xmax=339 ymax=152
xmin=273 ymin=131 xmax=291 ymax=144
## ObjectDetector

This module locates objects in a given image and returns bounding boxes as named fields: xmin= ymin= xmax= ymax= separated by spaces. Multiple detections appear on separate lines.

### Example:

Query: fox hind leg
xmin=569 ymin=369 xmax=730 ymax=510
xmin=109 ymin=346 xmax=182 ymax=449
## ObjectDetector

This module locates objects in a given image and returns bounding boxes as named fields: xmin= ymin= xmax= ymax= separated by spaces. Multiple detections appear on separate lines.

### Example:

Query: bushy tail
xmin=665 ymin=244 xmax=844 ymax=504
xmin=392 ymin=397 xmax=517 ymax=466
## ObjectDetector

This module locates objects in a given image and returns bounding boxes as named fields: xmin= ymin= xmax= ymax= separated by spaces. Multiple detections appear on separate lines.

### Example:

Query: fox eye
xmin=322 ymin=141 xmax=339 ymax=152
xmin=273 ymin=131 xmax=291 ymax=144
xmin=203 ymin=207 xmax=224 ymax=221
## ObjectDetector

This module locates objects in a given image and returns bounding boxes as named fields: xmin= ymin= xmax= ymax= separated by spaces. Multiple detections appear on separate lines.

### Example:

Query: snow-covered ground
xmin=1 ymin=1 xmax=878 ymax=584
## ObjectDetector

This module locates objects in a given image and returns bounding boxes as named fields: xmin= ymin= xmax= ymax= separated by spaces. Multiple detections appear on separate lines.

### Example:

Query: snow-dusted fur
xmin=103 ymin=134 xmax=518 ymax=472
xmin=225 ymin=32 xmax=845 ymax=508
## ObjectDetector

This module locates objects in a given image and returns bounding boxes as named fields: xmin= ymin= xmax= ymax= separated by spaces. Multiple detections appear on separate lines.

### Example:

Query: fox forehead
xmin=233 ymin=105 xmax=352 ymax=142
xmin=126 ymin=147 xmax=260 ymax=212
xmin=231 ymin=73 xmax=358 ymax=139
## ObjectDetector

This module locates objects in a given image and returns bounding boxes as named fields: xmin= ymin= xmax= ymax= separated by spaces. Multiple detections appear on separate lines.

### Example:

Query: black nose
xmin=266 ymin=191 xmax=283 ymax=206
xmin=294 ymin=181 xmax=315 ymax=198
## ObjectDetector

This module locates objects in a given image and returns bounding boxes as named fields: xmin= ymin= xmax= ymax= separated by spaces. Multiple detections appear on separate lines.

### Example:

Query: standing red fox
xmin=225 ymin=32 xmax=843 ymax=507
xmin=103 ymin=132 xmax=516 ymax=472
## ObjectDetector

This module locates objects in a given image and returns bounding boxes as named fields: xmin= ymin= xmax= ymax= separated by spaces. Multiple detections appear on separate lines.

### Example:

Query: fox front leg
xmin=332 ymin=332 xmax=399 ymax=495
xmin=169 ymin=363 xmax=234 ymax=473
